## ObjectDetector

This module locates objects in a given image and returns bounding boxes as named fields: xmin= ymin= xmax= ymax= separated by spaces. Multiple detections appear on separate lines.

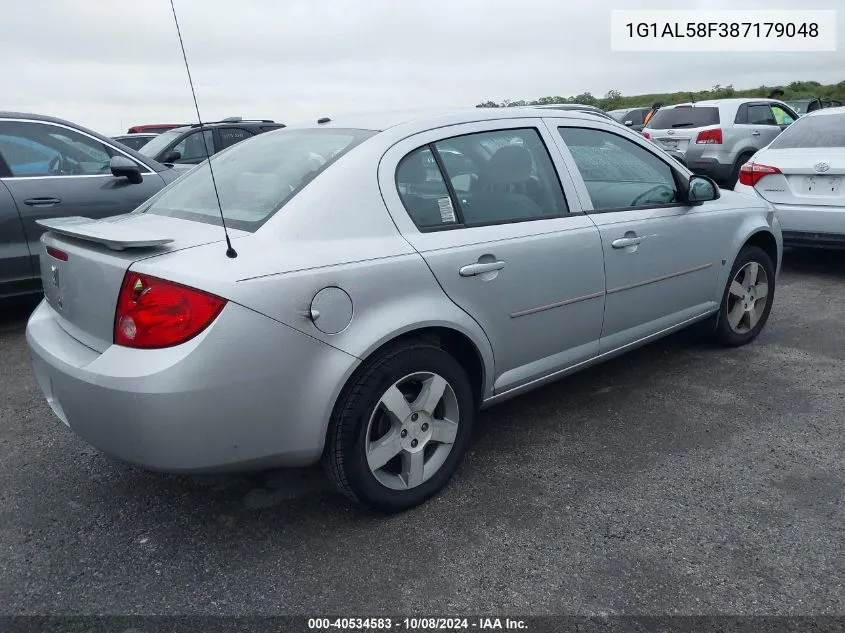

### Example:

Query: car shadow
xmin=0 ymin=295 xmax=40 ymax=333
xmin=781 ymin=247 xmax=845 ymax=278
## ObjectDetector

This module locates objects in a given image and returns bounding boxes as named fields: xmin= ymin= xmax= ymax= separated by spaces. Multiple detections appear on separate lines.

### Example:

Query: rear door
xmin=378 ymin=119 xmax=606 ymax=394
xmin=734 ymin=103 xmax=783 ymax=151
xmin=0 ymin=118 xmax=165 ymax=278
xmin=549 ymin=120 xmax=731 ymax=353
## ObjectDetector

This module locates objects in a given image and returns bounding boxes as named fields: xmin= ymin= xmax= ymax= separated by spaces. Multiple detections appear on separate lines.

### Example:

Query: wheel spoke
xmin=415 ymin=375 xmax=448 ymax=416
xmin=367 ymin=430 xmax=403 ymax=471
xmin=742 ymin=262 xmax=759 ymax=289
xmin=729 ymin=280 xmax=745 ymax=298
xmin=401 ymin=450 xmax=425 ymax=488
xmin=727 ymin=301 xmax=745 ymax=329
xmin=379 ymin=385 xmax=412 ymax=423
xmin=754 ymin=281 xmax=769 ymax=299
xmin=747 ymin=302 xmax=764 ymax=329
xmin=429 ymin=418 xmax=458 ymax=445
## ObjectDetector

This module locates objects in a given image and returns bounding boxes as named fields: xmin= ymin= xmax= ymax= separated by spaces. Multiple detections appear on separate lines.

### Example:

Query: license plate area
xmin=804 ymin=175 xmax=842 ymax=195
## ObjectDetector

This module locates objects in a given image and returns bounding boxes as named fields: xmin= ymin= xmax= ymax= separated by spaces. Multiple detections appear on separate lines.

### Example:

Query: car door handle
xmin=459 ymin=261 xmax=506 ymax=277
xmin=751 ymin=131 xmax=761 ymax=136
xmin=611 ymin=237 xmax=643 ymax=249
xmin=23 ymin=197 xmax=61 ymax=207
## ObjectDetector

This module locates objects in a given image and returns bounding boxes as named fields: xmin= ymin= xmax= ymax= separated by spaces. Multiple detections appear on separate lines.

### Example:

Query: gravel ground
xmin=0 ymin=249 xmax=843 ymax=616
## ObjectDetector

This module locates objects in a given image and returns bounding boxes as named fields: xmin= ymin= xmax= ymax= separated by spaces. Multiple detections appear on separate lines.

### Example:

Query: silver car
xmin=644 ymin=99 xmax=800 ymax=188
xmin=734 ymin=106 xmax=845 ymax=248
xmin=26 ymin=108 xmax=783 ymax=511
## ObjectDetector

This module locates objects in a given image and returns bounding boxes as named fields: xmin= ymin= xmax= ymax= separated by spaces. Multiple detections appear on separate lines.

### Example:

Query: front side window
xmin=747 ymin=105 xmax=777 ymax=126
xmin=140 ymin=127 xmax=373 ymax=231
xmin=396 ymin=128 xmax=569 ymax=230
xmin=771 ymin=105 xmax=796 ymax=125
xmin=558 ymin=127 xmax=681 ymax=211
xmin=171 ymin=130 xmax=216 ymax=162
xmin=0 ymin=121 xmax=112 ymax=177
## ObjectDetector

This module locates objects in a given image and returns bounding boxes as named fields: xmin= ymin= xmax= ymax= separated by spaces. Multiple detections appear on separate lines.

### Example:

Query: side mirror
xmin=109 ymin=156 xmax=143 ymax=184
xmin=687 ymin=175 xmax=720 ymax=204
xmin=624 ymin=120 xmax=633 ymax=126
xmin=162 ymin=150 xmax=181 ymax=164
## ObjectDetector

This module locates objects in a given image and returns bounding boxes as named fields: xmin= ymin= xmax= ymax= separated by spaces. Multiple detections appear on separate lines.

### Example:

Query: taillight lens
xmin=642 ymin=131 xmax=651 ymax=139
xmin=738 ymin=162 xmax=781 ymax=187
xmin=695 ymin=128 xmax=723 ymax=144
xmin=114 ymin=272 xmax=226 ymax=349
xmin=46 ymin=246 xmax=68 ymax=261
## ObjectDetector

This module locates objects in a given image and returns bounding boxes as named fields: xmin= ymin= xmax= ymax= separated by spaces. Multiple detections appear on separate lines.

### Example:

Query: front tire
xmin=712 ymin=245 xmax=775 ymax=347
xmin=323 ymin=341 xmax=475 ymax=512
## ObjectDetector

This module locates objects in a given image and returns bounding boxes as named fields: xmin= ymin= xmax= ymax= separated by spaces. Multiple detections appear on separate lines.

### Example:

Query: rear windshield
xmin=768 ymin=113 xmax=845 ymax=149
xmin=139 ymin=128 xmax=375 ymax=231
xmin=646 ymin=107 xmax=720 ymax=129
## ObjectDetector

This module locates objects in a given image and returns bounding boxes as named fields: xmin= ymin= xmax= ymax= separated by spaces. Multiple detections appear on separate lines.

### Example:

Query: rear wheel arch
xmin=743 ymin=229 xmax=779 ymax=271
xmin=341 ymin=326 xmax=488 ymax=411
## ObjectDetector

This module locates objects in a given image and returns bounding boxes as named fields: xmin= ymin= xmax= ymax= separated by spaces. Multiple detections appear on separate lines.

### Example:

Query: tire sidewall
xmin=338 ymin=345 xmax=475 ymax=512
xmin=716 ymin=245 xmax=775 ymax=346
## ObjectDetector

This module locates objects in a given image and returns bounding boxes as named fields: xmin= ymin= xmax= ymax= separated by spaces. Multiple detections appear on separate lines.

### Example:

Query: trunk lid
xmin=37 ymin=213 xmax=244 ymax=352
xmin=751 ymin=147 xmax=845 ymax=207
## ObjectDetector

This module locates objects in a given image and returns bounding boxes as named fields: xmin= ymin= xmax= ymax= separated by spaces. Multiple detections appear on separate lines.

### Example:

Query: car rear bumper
xmin=686 ymin=157 xmax=734 ymax=184
xmin=26 ymin=299 xmax=360 ymax=472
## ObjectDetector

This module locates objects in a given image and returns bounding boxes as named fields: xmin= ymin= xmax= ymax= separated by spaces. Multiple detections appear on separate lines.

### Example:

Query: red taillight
xmin=695 ymin=128 xmax=723 ymax=144
xmin=46 ymin=246 xmax=68 ymax=261
xmin=738 ymin=162 xmax=781 ymax=187
xmin=642 ymin=131 xmax=651 ymax=139
xmin=114 ymin=272 xmax=226 ymax=349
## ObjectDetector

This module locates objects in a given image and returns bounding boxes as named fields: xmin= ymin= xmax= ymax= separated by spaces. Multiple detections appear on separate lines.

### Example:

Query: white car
xmin=734 ymin=107 xmax=845 ymax=248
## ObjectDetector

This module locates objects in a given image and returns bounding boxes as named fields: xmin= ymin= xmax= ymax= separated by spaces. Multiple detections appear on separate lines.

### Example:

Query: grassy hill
xmin=477 ymin=80 xmax=845 ymax=110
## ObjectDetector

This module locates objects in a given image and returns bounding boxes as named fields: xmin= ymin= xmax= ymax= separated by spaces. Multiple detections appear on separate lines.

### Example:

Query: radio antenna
xmin=169 ymin=0 xmax=237 ymax=258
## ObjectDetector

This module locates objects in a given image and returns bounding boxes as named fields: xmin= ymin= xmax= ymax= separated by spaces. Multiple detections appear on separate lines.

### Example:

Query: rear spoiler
xmin=36 ymin=216 xmax=174 ymax=251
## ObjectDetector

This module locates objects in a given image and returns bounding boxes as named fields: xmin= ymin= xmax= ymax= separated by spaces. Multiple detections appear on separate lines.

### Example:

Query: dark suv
xmin=137 ymin=117 xmax=285 ymax=166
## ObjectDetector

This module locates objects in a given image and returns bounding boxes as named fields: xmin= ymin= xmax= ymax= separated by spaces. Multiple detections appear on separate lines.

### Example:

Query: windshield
xmin=768 ymin=113 xmax=845 ymax=149
xmin=139 ymin=128 xmax=375 ymax=231
xmin=138 ymin=129 xmax=183 ymax=158
xmin=646 ymin=107 xmax=720 ymax=129
xmin=785 ymin=100 xmax=812 ymax=115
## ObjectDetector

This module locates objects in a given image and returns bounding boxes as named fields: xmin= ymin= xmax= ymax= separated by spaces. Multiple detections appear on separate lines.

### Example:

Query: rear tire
xmin=712 ymin=245 xmax=775 ymax=347
xmin=323 ymin=341 xmax=474 ymax=512
xmin=725 ymin=152 xmax=754 ymax=189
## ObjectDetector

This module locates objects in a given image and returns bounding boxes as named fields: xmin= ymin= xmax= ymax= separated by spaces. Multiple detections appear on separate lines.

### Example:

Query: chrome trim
xmin=510 ymin=290 xmax=605 ymax=318
xmin=607 ymin=263 xmax=712 ymax=295
xmin=0 ymin=117 xmax=156 ymax=175
xmin=3 ymin=174 xmax=126 ymax=181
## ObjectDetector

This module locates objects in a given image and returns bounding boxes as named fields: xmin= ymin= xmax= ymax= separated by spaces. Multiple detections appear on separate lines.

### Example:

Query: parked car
xmin=112 ymin=133 xmax=157 ymax=151
xmin=785 ymin=98 xmax=844 ymax=117
xmin=26 ymin=107 xmax=782 ymax=512
xmin=126 ymin=123 xmax=187 ymax=134
xmin=0 ymin=111 xmax=186 ymax=298
xmin=607 ymin=107 xmax=651 ymax=132
xmin=643 ymin=99 xmax=800 ymax=189
xmin=734 ymin=106 xmax=845 ymax=249
xmin=137 ymin=118 xmax=285 ymax=166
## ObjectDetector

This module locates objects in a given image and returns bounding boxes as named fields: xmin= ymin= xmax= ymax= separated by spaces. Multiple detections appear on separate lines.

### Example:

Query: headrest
xmin=482 ymin=145 xmax=533 ymax=184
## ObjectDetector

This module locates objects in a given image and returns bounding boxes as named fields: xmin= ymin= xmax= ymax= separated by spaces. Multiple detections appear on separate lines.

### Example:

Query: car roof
xmin=167 ymin=120 xmax=282 ymax=134
xmin=282 ymin=106 xmax=616 ymax=134
xmin=803 ymin=105 xmax=845 ymax=117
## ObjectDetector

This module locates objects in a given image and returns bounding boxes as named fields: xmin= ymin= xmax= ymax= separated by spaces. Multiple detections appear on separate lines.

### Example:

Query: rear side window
xmin=395 ymin=128 xmax=570 ymax=230
xmin=141 ymin=128 xmax=374 ymax=232
xmin=769 ymin=114 xmax=845 ymax=149
xmin=558 ymin=127 xmax=681 ymax=211
xmin=218 ymin=127 xmax=254 ymax=149
xmin=646 ymin=107 xmax=720 ymax=129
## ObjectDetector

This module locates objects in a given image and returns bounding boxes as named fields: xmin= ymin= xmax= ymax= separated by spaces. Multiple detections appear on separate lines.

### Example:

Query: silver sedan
xmin=26 ymin=107 xmax=782 ymax=512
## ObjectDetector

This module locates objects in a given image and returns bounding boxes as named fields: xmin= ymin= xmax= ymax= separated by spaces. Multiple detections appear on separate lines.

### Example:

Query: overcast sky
xmin=2 ymin=0 xmax=843 ymax=135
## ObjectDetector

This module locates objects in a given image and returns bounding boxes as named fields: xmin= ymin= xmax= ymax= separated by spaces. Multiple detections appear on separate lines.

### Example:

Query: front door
xmin=380 ymin=121 xmax=606 ymax=394
xmin=0 ymin=118 xmax=164 ymax=277
xmin=551 ymin=122 xmax=725 ymax=353
xmin=0 ymin=178 xmax=34 ymax=297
